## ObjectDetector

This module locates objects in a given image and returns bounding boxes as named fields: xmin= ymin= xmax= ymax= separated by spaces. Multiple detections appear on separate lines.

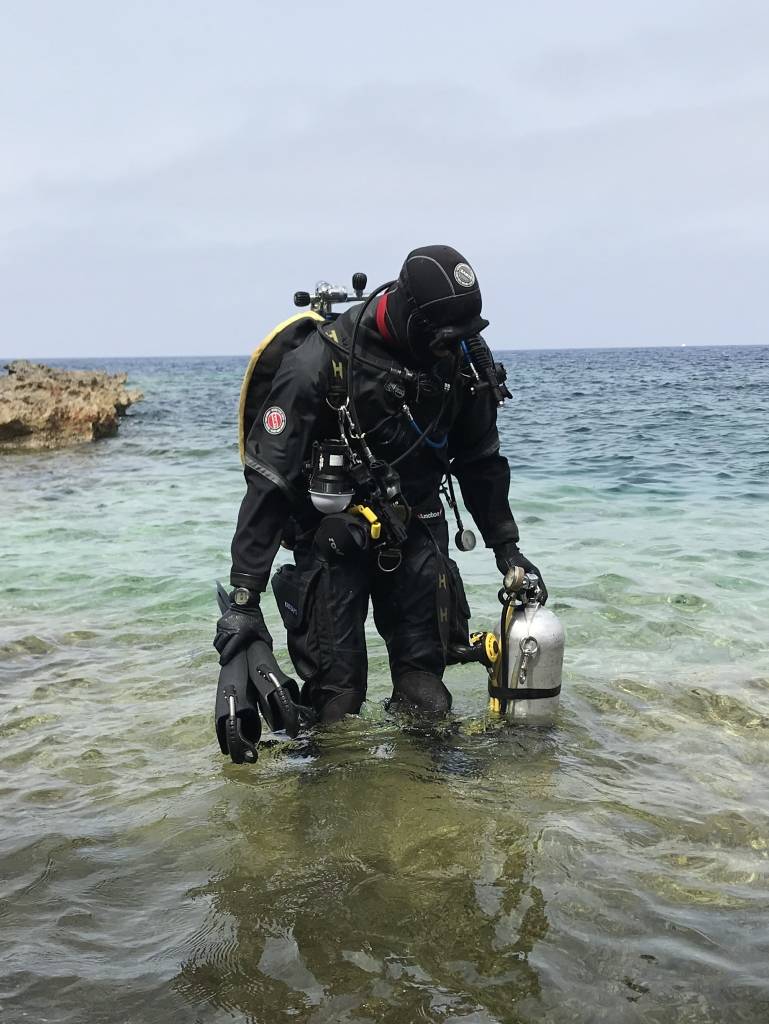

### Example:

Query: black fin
xmin=214 ymin=652 xmax=262 ymax=763
xmin=246 ymin=642 xmax=302 ymax=738
xmin=214 ymin=583 xmax=261 ymax=763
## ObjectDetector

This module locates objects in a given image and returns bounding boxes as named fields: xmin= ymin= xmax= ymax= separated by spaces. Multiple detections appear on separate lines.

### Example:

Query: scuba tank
xmin=460 ymin=568 xmax=564 ymax=726
xmin=492 ymin=568 xmax=564 ymax=725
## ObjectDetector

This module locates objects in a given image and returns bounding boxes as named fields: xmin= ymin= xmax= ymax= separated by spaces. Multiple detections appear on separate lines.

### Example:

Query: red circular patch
xmin=263 ymin=406 xmax=286 ymax=435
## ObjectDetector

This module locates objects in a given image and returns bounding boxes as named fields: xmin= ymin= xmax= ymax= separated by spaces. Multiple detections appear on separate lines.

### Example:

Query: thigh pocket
xmin=446 ymin=557 xmax=471 ymax=647
xmin=271 ymin=563 xmax=324 ymax=680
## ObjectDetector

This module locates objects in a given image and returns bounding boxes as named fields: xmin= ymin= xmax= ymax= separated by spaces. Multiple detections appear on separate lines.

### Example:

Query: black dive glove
xmin=213 ymin=597 xmax=272 ymax=666
xmin=493 ymin=542 xmax=549 ymax=605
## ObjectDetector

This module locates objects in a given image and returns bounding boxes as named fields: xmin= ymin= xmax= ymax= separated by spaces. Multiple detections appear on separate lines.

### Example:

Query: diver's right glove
xmin=214 ymin=594 xmax=272 ymax=666
xmin=493 ymin=542 xmax=549 ymax=605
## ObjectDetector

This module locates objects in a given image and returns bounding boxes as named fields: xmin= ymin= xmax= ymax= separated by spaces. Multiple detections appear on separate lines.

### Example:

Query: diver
xmin=214 ymin=244 xmax=548 ymax=726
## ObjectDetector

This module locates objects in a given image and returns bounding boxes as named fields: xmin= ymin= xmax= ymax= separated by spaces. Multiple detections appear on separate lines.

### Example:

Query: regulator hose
xmin=462 ymin=336 xmax=511 ymax=406
xmin=347 ymin=280 xmax=394 ymax=441
xmin=498 ymin=586 xmax=515 ymax=703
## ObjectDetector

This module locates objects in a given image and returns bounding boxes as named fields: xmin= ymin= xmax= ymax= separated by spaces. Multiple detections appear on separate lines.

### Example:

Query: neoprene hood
xmin=380 ymin=245 xmax=489 ymax=361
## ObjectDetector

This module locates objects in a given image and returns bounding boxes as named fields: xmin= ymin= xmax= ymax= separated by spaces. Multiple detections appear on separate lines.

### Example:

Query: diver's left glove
xmin=493 ymin=542 xmax=548 ymax=605
xmin=214 ymin=595 xmax=272 ymax=666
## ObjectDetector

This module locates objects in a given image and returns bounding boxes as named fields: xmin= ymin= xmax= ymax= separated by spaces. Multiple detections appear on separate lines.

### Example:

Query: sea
xmin=1 ymin=345 xmax=768 ymax=1024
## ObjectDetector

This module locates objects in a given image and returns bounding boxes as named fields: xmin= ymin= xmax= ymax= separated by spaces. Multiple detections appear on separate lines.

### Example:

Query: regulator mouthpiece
xmin=308 ymin=440 xmax=354 ymax=514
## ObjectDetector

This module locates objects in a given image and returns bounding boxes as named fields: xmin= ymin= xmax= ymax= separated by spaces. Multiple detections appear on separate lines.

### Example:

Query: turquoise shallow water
xmin=1 ymin=345 xmax=768 ymax=1023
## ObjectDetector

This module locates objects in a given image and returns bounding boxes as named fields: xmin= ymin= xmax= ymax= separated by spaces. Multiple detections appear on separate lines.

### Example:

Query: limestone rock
xmin=0 ymin=361 xmax=143 ymax=452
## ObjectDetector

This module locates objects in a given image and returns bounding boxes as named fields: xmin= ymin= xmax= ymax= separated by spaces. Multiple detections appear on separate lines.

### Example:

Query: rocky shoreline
xmin=0 ymin=361 xmax=143 ymax=452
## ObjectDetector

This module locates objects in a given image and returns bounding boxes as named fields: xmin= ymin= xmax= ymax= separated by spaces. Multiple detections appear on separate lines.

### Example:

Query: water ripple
xmin=1 ymin=348 xmax=769 ymax=1023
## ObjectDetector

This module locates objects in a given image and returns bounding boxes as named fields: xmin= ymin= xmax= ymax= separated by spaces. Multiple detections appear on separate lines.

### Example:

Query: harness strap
xmin=488 ymin=683 xmax=562 ymax=702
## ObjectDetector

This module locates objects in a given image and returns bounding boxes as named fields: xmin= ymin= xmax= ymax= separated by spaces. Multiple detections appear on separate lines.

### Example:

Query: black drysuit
xmin=230 ymin=306 xmax=520 ymax=719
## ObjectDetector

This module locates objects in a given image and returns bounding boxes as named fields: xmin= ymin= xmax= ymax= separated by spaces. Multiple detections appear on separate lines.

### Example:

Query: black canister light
xmin=308 ymin=440 xmax=355 ymax=514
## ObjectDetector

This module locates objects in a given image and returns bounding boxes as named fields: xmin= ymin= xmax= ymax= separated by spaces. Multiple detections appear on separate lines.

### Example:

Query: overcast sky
xmin=1 ymin=0 xmax=768 ymax=357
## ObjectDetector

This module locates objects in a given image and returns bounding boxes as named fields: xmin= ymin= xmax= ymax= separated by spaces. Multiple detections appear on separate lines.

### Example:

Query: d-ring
xmin=377 ymin=548 xmax=402 ymax=572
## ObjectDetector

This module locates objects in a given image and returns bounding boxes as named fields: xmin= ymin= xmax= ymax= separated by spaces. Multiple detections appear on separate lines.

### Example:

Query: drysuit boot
xmin=316 ymin=689 xmax=366 ymax=724
xmin=390 ymin=671 xmax=453 ymax=716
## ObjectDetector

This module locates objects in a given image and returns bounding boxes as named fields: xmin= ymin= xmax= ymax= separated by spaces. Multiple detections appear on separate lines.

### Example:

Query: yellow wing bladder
xmin=238 ymin=311 xmax=324 ymax=463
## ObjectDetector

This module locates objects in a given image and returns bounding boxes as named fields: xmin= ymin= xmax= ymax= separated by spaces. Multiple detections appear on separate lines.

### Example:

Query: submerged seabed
xmin=1 ymin=345 xmax=768 ymax=1024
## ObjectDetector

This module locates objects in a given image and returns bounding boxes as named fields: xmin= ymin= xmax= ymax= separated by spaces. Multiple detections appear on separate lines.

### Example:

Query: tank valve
xmin=292 ymin=274 xmax=371 ymax=315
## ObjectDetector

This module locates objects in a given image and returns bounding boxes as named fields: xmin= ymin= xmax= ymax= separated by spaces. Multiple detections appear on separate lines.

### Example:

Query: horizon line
xmin=5 ymin=340 xmax=768 ymax=362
